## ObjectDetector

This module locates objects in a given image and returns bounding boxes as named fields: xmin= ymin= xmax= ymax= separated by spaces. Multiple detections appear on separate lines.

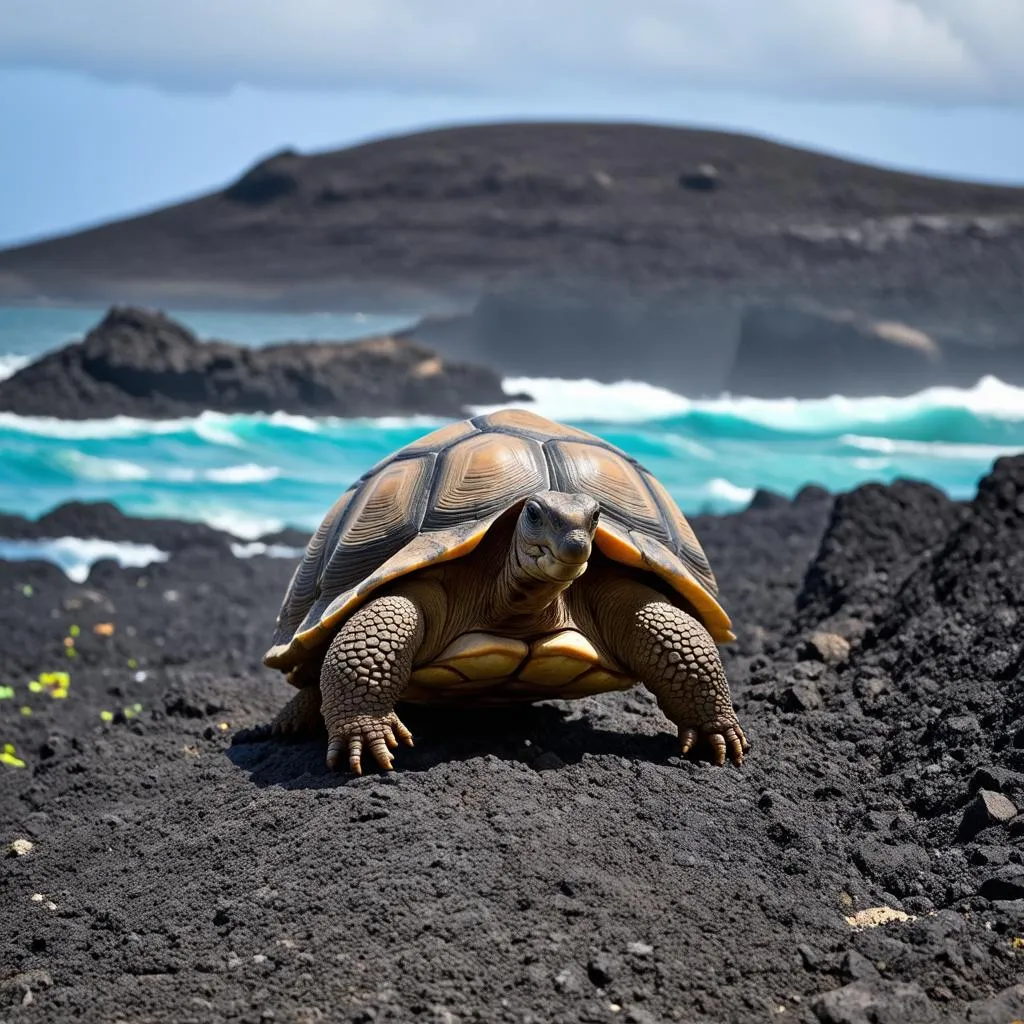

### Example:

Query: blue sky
xmin=2 ymin=1 xmax=1023 ymax=248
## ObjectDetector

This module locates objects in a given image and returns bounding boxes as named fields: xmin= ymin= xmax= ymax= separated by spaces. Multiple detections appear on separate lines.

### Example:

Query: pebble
xmin=553 ymin=968 xmax=580 ymax=994
xmin=7 ymin=838 xmax=33 ymax=857
xmin=626 ymin=941 xmax=653 ymax=957
xmin=978 ymin=868 xmax=1024 ymax=902
xmin=800 ymin=632 xmax=851 ymax=666
xmin=960 ymin=789 xmax=1018 ymax=839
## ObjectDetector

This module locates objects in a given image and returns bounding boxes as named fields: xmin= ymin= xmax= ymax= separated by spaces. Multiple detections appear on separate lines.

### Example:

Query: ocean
xmin=1 ymin=305 xmax=1023 ymax=556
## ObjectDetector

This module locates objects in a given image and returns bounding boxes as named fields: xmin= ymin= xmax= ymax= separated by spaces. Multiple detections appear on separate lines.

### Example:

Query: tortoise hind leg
xmin=271 ymin=684 xmax=325 ymax=737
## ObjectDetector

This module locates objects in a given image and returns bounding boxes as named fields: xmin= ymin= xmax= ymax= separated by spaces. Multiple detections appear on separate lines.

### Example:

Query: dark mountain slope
xmin=1 ymin=122 xmax=1022 ymax=333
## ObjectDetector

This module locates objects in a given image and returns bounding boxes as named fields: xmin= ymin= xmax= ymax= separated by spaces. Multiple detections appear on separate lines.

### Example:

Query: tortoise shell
xmin=264 ymin=409 xmax=733 ymax=675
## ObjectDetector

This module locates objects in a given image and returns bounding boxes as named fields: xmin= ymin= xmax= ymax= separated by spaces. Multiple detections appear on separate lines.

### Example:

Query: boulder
xmin=794 ymin=479 xmax=963 ymax=636
xmin=726 ymin=301 xmax=942 ymax=398
xmin=679 ymin=163 xmax=720 ymax=191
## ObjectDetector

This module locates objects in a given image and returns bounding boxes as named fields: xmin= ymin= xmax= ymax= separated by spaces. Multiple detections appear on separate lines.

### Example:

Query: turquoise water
xmin=1 ymin=306 xmax=1023 ymax=540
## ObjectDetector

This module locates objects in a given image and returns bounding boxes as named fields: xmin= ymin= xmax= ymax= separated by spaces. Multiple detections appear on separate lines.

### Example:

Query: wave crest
xmin=0 ymin=537 xmax=169 ymax=583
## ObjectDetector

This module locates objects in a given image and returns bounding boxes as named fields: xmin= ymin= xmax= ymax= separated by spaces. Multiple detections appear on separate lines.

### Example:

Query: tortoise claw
xmin=678 ymin=721 xmax=749 ymax=767
xmin=325 ymin=712 xmax=413 ymax=774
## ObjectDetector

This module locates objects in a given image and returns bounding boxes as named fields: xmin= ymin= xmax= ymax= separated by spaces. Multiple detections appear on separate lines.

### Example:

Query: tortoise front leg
xmin=320 ymin=593 xmax=424 ymax=774
xmin=589 ymin=577 xmax=749 ymax=766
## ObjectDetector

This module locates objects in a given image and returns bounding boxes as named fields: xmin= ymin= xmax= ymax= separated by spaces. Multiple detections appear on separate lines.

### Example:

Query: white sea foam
xmin=192 ymin=412 xmax=245 ymax=447
xmin=486 ymin=374 xmax=1024 ymax=430
xmin=267 ymin=410 xmax=323 ymax=433
xmin=230 ymin=541 xmax=305 ymax=559
xmin=479 ymin=378 xmax=691 ymax=422
xmin=0 ymin=537 xmax=169 ymax=583
xmin=0 ymin=412 xmax=195 ymax=439
xmin=839 ymin=435 xmax=1024 ymax=460
xmin=0 ymin=533 xmax=307 ymax=580
xmin=56 ymin=451 xmax=151 ymax=481
xmin=852 ymin=457 xmax=892 ymax=471
xmin=706 ymin=478 xmax=756 ymax=506
xmin=204 ymin=464 xmax=280 ymax=484
xmin=703 ymin=376 xmax=1024 ymax=431
xmin=0 ymin=374 xmax=1019 ymax=441
xmin=200 ymin=511 xmax=285 ymax=540
xmin=0 ymin=355 xmax=29 ymax=381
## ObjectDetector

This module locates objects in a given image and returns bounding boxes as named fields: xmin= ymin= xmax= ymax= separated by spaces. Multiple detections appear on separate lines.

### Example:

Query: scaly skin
xmin=319 ymin=594 xmax=423 ymax=774
xmin=587 ymin=575 xmax=748 ymax=766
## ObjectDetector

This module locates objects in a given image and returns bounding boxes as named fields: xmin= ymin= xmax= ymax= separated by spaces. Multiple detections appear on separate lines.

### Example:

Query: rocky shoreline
xmin=4 ymin=295 xmax=1020 ymax=422
xmin=0 ymin=306 xmax=520 ymax=420
xmin=1 ymin=459 xmax=1022 ymax=1022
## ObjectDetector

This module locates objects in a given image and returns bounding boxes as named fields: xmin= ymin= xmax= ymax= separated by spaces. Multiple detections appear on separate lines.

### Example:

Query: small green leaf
xmin=1 ymin=743 xmax=26 ymax=768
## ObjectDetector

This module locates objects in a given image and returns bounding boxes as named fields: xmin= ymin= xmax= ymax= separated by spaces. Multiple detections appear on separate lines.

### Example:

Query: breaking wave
xmin=0 ymin=537 xmax=169 ymax=583
xmin=0 ymin=376 xmax=1021 ymax=534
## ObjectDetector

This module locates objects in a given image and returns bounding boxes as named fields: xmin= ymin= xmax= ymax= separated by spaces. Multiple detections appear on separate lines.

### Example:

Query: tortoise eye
xmin=590 ymin=507 xmax=601 ymax=529
xmin=525 ymin=502 xmax=542 ymax=526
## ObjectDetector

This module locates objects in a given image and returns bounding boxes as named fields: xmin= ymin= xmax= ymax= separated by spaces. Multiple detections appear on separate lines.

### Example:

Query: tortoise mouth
xmin=536 ymin=548 xmax=590 ymax=582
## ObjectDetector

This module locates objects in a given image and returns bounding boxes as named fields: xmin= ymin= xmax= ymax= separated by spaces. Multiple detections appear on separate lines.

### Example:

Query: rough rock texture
xmin=794 ymin=480 xmax=966 ymax=640
xmin=0 ymin=306 xmax=516 ymax=419
xmin=725 ymin=302 xmax=946 ymax=398
xmin=0 ymin=502 xmax=233 ymax=553
xmin=1 ymin=460 xmax=1023 ymax=1023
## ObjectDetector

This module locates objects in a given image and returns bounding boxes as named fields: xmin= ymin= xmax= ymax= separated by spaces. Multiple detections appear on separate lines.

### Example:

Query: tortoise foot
xmin=326 ymin=711 xmax=415 ymax=774
xmin=271 ymin=686 xmax=325 ymax=738
xmin=679 ymin=720 xmax=749 ymax=767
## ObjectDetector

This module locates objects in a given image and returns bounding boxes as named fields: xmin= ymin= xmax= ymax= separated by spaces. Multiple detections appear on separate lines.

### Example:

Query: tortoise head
xmin=514 ymin=491 xmax=601 ymax=584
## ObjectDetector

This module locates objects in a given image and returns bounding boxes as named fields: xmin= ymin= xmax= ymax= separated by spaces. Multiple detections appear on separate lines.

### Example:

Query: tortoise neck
xmin=492 ymin=541 xmax=571 ymax=625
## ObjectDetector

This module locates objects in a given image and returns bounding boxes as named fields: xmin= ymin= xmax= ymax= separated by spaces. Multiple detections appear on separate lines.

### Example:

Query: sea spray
xmin=0 ymin=376 xmax=1021 ymax=532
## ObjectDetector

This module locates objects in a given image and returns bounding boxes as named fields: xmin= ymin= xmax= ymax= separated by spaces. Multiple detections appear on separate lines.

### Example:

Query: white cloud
xmin=1 ymin=0 xmax=1023 ymax=104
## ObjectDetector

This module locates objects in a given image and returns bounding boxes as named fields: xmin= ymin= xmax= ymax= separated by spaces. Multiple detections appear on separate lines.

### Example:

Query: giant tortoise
xmin=264 ymin=409 xmax=749 ymax=773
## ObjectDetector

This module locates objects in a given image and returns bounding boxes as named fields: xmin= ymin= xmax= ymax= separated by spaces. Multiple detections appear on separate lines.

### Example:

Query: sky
xmin=1 ymin=1 xmax=1023 ymax=248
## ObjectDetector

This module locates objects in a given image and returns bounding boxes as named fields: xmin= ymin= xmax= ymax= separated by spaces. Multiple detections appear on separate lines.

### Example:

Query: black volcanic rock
xmin=0 ymin=501 xmax=234 ymax=553
xmin=868 ymin=456 xmax=1024 ymax=749
xmin=726 ymin=302 xmax=944 ymax=398
xmin=794 ymin=479 xmax=965 ymax=638
xmin=679 ymin=163 xmax=720 ymax=191
xmin=0 ymin=305 xmax=516 ymax=419
xmin=3 ymin=461 xmax=1024 ymax=1021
